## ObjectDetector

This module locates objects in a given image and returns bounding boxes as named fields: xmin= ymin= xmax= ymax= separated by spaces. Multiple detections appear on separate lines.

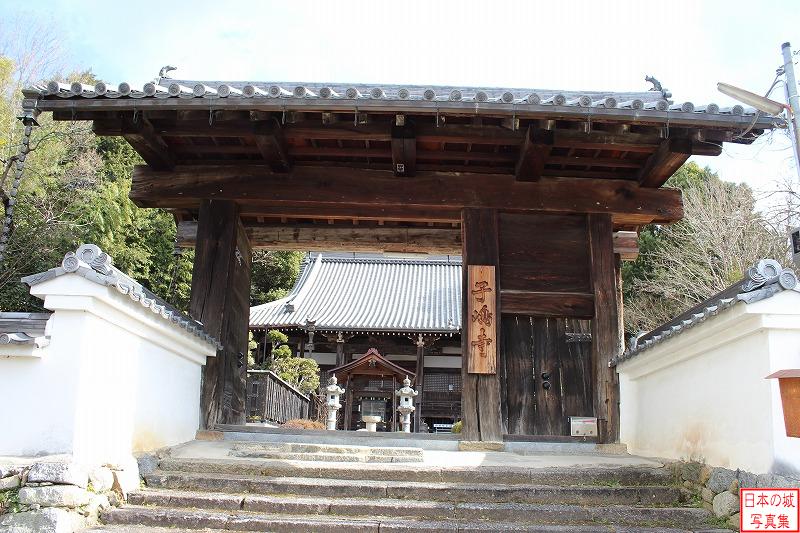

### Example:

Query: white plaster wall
xmin=618 ymin=290 xmax=800 ymax=476
xmin=766 ymin=329 xmax=800 ymax=474
xmin=0 ymin=273 xmax=214 ymax=466
xmin=0 ymin=313 xmax=79 ymax=457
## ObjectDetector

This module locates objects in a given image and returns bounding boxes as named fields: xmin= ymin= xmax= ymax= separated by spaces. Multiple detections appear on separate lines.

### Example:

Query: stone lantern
xmin=325 ymin=375 xmax=345 ymax=431
xmin=395 ymin=376 xmax=419 ymax=433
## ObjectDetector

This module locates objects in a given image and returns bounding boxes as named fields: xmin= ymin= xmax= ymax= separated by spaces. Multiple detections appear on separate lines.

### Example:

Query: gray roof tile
xmin=21 ymin=244 xmax=221 ymax=349
xmin=250 ymin=254 xmax=462 ymax=333
xmin=23 ymin=79 xmax=777 ymax=130
xmin=614 ymin=259 xmax=798 ymax=366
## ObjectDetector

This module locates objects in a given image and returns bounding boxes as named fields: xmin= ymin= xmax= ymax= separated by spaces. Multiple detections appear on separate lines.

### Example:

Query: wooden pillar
xmin=344 ymin=377 xmax=352 ymax=430
xmin=615 ymin=254 xmax=625 ymax=355
xmin=414 ymin=334 xmax=425 ymax=432
xmin=460 ymin=208 xmax=504 ymax=442
xmin=336 ymin=332 xmax=346 ymax=367
xmin=190 ymin=199 xmax=252 ymax=429
xmin=260 ymin=329 xmax=268 ymax=366
xmin=392 ymin=377 xmax=398 ymax=432
xmin=588 ymin=214 xmax=621 ymax=443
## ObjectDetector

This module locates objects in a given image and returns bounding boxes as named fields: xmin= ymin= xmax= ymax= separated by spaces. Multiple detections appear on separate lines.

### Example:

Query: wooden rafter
xmin=391 ymin=120 xmax=416 ymax=177
xmin=515 ymin=127 xmax=554 ymax=181
xmin=637 ymin=137 xmax=722 ymax=187
xmin=253 ymin=119 xmax=290 ymax=172
xmin=104 ymin=117 xmax=174 ymax=171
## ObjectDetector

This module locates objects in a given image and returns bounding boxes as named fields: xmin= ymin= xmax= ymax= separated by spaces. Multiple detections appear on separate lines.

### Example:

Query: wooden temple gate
xmin=25 ymin=79 xmax=773 ymax=442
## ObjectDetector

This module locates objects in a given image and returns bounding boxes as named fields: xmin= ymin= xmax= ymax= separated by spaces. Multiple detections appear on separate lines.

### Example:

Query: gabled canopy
xmin=331 ymin=348 xmax=415 ymax=383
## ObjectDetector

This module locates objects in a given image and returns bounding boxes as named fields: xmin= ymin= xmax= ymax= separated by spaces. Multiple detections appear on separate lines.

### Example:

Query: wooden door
xmin=501 ymin=315 xmax=593 ymax=436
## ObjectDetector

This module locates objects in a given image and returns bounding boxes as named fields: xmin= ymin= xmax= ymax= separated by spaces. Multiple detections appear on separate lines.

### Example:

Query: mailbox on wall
xmin=766 ymin=369 xmax=800 ymax=438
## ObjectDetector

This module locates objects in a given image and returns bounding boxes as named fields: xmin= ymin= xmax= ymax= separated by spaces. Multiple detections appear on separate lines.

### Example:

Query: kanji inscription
xmin=467 ymin=265 xmax=497 ymax=374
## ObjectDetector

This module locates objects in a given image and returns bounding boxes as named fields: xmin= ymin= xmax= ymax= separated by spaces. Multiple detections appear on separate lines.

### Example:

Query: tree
xmin=250 ymin=251 xmax=303 ymax=305
xmin=248 ymin=329 xmax=293 ymax=369
xmin=267 ymin=329 xmax=319 ymax=395
xmin=267 ymin=329 xmax=293 ymax=360
xmin=0 ymin=22 xmax=195 ymax=312
xmin=271 ymin=356 xmax=320 ymax=396
xmin=623 ymin=163 xmax=788 ymax=335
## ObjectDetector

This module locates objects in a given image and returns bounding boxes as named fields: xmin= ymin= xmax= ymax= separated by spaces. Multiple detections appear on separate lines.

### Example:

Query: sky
xmin=2 ymin=0 xmax=800 ymax=192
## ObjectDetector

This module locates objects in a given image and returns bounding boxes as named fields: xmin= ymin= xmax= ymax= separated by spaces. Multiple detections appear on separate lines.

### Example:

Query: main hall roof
xmin=250 ymin=254 xmax=462 ymax=334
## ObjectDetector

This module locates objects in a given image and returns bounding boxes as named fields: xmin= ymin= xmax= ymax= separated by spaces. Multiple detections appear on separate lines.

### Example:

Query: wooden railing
xmin=246 ymin=370 xmax=310 ymax=424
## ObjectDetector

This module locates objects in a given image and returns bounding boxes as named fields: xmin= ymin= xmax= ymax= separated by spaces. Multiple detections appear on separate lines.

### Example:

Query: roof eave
xmin=25 ymin=95 xmax=777 ymax=133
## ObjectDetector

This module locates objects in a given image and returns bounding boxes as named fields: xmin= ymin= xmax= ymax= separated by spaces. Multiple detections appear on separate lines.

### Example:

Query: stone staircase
xmin=228 ymin=441 xmax=424 ymax=463
xmin=88 ymin=455 xmax=733 ymax=532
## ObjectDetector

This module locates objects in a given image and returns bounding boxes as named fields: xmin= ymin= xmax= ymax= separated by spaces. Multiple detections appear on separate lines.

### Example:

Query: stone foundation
xmin=671 ymin=460 xmax=800 ymax=531
xmin=0 ymin=456 xmax=141 ymax=533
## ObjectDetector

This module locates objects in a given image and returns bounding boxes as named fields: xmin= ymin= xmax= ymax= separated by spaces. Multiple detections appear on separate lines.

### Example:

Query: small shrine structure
xmin=328 ymin=348 xmax=414 ymax=431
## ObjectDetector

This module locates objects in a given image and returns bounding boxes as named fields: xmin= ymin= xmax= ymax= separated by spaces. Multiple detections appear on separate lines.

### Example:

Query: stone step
xmin=228 ymin=441 xmax=424 ymax=463
xmin=157 ymin=457 xmax=674 ymax=486
xmin=144 ymin=472 xmax=683 ymax=506
xmin=102 ymin=503 xmax=718 ymax=531
xmin=89 ymin=521 xmax=734 ymax=533
xmin=230 ymin=441 xmax=424 ymax=457
xmin=228 ymin=450 xmax=422 ymax=463
xmin=127 ymin=487 xmax=701 ymax=525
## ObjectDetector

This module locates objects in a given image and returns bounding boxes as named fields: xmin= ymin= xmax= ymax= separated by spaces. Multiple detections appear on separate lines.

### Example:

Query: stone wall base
xmin=0 ymin=455 xmax=142 ymax=533
xmin=669 ymin=460 xmax=800 ymax=531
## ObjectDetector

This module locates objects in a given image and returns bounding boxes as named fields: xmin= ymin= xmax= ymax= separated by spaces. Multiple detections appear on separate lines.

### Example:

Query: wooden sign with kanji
xmin=467 ymin=265 xmax=497 ymax=374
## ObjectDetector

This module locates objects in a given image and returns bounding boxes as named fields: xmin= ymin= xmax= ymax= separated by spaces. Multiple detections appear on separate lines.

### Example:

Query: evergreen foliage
xmin=0 ymin=50 xmax=299 ymax=313
xmin=253 ymin=328 xmax=320 ymax=395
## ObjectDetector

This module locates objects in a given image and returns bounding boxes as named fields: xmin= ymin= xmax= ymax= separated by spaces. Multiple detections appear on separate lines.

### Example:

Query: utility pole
xmin=782 ymin=42 xmax=800 ymax=177
xmin=782 ymin=43 xmax=800 ymax=268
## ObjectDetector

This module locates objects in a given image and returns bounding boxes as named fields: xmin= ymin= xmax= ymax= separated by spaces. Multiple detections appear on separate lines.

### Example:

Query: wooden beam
xmin=236 ymin=204 xmax=462 ymax=224
xmin=176 ymin=221 xmax=462 ymax=254
xmin=93 ymin=118 xmax=677 ymax=154
xmin=541 ymin=169 xmax=637 ymax=180
xmin=190 ymin=200 xmax=252 ymax=428
xmin=637 ymin=137 xmax=722 ymax=187
xmin=391 ymin=122 xmax=416 ymax=177
xmin=552 ymin=130 xmax=662 ymax=153
xmin=546 ymin=156 xmax=642 ymax=169
xmin=131 ymin=165 xmax=684 ymax=224
xmin=461 ymin=208 xmax=503 ymax=442
xmin=288 ymin=146 xmax=515 ymax=164
xmin=500 ymin=290 xmax=594 ymax=317
xmin=515 ymin=127 xmax=553 ymax=181
xmin=253 ymin=119 xmax=290 ymax=172
xmin=115 ymin=118 xmax=174 ymax=170
xmin=180 ymin=220 xmax=637 ymax=257
xmin=588 ymin=213 xmax=620 ymax=443
xmin=613 ymin=231 xmax=639 ymax=261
